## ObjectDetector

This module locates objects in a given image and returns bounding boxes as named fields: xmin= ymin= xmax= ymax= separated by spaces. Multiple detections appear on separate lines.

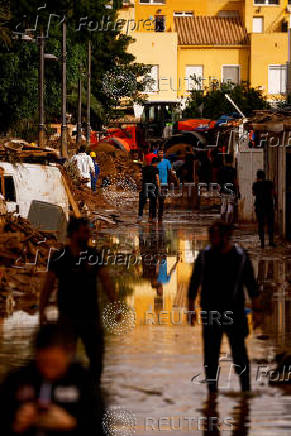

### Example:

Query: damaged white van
xmin=0 ymin=162 xmax=69 ymax=237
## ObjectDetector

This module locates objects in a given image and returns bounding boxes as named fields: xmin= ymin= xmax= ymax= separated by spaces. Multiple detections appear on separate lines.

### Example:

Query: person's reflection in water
xmin=201 ymin=395 xmax=250 ymax=436
xmin=139 ymin=225 xmax=178 ymax=313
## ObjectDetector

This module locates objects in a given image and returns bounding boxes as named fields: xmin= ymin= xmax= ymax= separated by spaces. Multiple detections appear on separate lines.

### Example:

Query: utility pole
xmin=61 ymin=20 xmax=68 ymax=159
xmin=86 ymin=40 xmax=91 ymax=147
xmin=38 ymin=31 xmax=44 ymax=148
xmin=77 ymin=65 xmax=82 ymax=145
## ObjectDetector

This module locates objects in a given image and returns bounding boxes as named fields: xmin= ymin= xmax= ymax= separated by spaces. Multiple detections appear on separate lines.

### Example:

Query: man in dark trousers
xmin=0 ymin=324 xmax=101 ymax=435
xmin=188 ymin=222 xmax=260 ymax=395
xmin=138 ymin=157 xmax=160 ymax=223
xmin=252 ymin=169 xmax=276 ymax=248
xmin=40 ymin=217 xmax=116 ymax=383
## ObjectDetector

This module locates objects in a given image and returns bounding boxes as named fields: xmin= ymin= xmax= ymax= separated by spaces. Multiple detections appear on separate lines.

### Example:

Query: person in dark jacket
xmin=40 ymin=218 xmax=116 ymax=382
xmin=188 ymin=222 xmax=260 ymax=395
xmin=0 ymin=324 xmax=101 ymax=436
xmin=138 ymin=157 xmax=160 ymax=222
xmin=252 ymin=170 xmax=276 ymax=248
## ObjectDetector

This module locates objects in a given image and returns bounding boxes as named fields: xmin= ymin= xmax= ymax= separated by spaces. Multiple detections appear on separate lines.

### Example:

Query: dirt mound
xmin=0 ymin=215 xmax=60 ymax=309
xmin=166 ymin=143 xmax=190 ymax=157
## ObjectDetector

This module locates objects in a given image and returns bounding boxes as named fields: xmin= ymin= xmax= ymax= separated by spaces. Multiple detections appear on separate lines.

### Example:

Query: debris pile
xmin=63 ymin=151 xmax=140 ymax=223
xmin=0 ymin=214 xmax=60 ymax=308
xmin=0 ymin=139 xmax=58 ymax=163
xmin=248 ymin=109 xmax=291 ymax=131
xmin=95 ymin=151 xmax=141 ymax=185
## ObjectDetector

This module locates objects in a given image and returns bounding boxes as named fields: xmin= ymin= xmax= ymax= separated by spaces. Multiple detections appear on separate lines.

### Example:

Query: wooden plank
xmin=58 ymin=166 xmax=81 ymax=218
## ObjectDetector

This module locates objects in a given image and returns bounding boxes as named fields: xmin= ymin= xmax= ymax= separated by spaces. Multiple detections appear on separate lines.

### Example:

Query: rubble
xmin=0 ymin=140 xmax=59 ymax=163
xmin=63 ymin=150 xmax=140 ymax=224
xmin=0 ymin=214 xmax=60 ymax=311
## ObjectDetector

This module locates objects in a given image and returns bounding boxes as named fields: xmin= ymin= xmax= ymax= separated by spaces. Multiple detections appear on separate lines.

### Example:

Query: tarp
xmin=178 ymin=119 xmax=216 ymax=131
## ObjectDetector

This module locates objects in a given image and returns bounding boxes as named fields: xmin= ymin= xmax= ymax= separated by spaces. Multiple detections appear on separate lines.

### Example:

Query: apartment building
xmin=120 ymin=0 xmax=291 ymax=108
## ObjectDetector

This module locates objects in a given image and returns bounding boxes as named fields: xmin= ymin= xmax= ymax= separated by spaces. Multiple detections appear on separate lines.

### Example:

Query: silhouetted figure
xmin=252 ymin=170 xmax=276 ymax=248
xmin=138 ymin=157 xmax=160 ymax=222
xmin=40 ymin=218 xmax=116 ymax=382
xmin=188 ymin=222 xmax=259 ymax=394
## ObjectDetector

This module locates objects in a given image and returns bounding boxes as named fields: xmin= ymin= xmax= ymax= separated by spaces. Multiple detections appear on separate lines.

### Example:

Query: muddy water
xmin=1 ymin=211 xmax=291 ymax=434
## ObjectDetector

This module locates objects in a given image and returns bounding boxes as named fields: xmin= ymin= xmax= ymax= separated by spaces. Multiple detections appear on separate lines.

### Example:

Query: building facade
xmin=120 ymin=0 xmax=291 ymax=109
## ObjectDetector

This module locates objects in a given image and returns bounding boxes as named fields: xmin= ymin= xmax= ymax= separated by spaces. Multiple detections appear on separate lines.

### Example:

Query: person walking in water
xmin=188 ymin=222 xmax=260 ymax=395
xmin=40 ymin=218 xmax=116 ymax=382
xmin=138 ymin=157 xmax=160 ymax=223
xmin=252 ymin=169 xmax=276 ymax=248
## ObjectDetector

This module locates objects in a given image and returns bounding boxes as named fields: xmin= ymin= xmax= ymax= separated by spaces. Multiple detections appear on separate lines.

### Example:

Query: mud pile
xmin=65 ymin=151 xmax=140 ymax=222
xmin=95 ymin=151 xmax=140 ymax=185
xmin=0 ymin=214 xmax=60 ymax=306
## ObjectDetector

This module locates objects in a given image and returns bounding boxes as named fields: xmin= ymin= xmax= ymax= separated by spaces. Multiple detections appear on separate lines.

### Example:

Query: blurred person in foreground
xmin=40 ymin=217 xmax=116 ymax=382
xmin=0 ymin=324 xmax=101 ymax=436
xmin=188 ymin=221 xmax=260 ymax=395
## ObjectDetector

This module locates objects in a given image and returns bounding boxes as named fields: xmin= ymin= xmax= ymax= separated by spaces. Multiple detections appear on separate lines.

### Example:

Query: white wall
xmin=237 ymin=149 xmax=264 ymax=222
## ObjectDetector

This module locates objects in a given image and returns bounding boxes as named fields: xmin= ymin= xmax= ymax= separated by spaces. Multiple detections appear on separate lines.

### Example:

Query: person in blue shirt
xmin=90 ymin=152 xmax=100 ymax=192
xmin=157 ymin=255 xmax=178 ymax=285
xmin=157 ymin=150 xmax=172 ymax=222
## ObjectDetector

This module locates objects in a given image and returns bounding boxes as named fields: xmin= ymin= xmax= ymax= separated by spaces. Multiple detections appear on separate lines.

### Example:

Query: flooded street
xmin=1 ymin=210 xmax=291 ymax=434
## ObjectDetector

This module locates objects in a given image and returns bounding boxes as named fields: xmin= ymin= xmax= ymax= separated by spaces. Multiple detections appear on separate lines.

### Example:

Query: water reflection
xmin=1 ymin=216 xmax=291 ymax=434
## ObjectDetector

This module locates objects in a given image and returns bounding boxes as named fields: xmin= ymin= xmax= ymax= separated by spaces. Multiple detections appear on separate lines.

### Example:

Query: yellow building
xmin=119 ymin=0 xmax=290 ymax=112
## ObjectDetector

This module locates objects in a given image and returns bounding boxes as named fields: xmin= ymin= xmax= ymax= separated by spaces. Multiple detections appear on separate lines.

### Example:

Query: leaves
xmin=0 ymin=0 xmax=148 ymax=136
xmin=184 ymin=82 xmax=270 ymax=120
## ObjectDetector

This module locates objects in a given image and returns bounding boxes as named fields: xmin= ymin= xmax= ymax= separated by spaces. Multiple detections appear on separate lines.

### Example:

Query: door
xmin=185 ymin=65 xmax=203 ymax=91
xmin=3 ymin=175 xmax=18 ymax=214
xmin=222 ymin=65 xmax=240 ymax=84
xmin=253 ymin=17 xmax=263 ymax=33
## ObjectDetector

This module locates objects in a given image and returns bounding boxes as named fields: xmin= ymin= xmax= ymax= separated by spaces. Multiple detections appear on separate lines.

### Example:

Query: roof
xmin=174 ymin=16 xmax=249 ymax=46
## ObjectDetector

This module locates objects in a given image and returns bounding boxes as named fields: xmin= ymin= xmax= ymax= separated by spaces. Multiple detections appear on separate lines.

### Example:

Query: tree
xmin=0 ymin=2 xmax=11 ymax=46
xmin=183 ymin=81 xmax=270 ymax=120
xmin=0 ymin=0 xmax=150 ymax=137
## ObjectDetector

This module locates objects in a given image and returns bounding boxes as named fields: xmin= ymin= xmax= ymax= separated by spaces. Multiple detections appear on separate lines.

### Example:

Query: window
xmin=174 ymin=11 xmax=194 ymax=17
xmin=222 ymin=65 xmax=240 ymax=84
xmin=253 ymin=17 xmax=263 ymax=33
xmin=155 ymin=15 xmax=166 ymax=32
xmin=218 ymin=10 xmax=239 ymax=18
xmin=186 ymin=66 xmax=203 ymax=91
xmin=4 ymin=177 xmax=16 ymax=202
xmin=145 ymin=65 xmax=159 ymax=92
xmin=254 ymin=1 xmax=279 ymax=5
xmin=140 ymin=0 xmax=166 ymax=4
xmin=268 ymin=64 xmax=287 ymax=95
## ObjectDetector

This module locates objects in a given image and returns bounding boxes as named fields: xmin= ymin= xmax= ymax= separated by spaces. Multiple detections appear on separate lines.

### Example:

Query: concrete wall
xmin=237 ymin=148 xmax=264 ymax=222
